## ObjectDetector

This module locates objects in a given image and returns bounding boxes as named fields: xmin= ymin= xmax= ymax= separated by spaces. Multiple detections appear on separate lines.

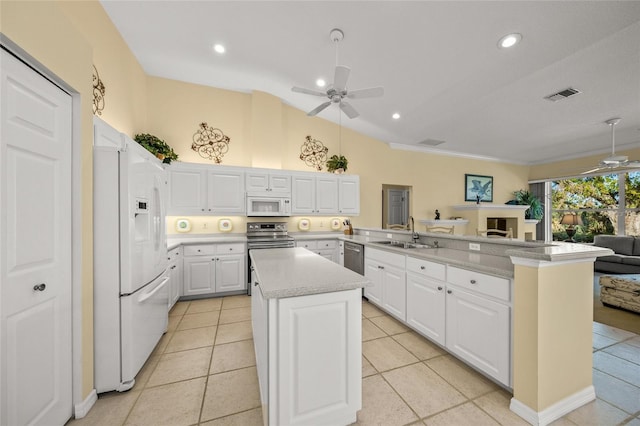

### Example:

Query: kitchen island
xmin=250 ymin=247 xmax=369 ymax=426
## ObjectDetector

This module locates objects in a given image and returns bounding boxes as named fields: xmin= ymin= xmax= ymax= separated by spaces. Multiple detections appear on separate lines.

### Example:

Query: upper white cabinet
xmin=168 ymin=166 xmax=207 ymax=215
xmin=338 ymin=175 xmax=360 ymax=215
xmin=168 ymin=163 xmax=359 ymax=217
xmin=167 ymin=163 xmax=245 ymax=215
xmin=246 ymin=170 xmax=291 ymax=193
xmin=292 ymin=173 xmax=339 ymax=215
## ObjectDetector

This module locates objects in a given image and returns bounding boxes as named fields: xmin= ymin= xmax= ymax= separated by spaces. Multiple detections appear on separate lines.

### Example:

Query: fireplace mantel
xmin=453 ymin=204 xmax=530 ymax=239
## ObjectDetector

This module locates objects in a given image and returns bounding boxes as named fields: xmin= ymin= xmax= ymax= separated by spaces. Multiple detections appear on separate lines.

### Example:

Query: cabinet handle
xmin=437 ymin=286 xmax=443 ymax=291
xmin=229 ymin=248 xmax=233 ymax=251
xmin=201 ymin=208 xmax=205 ymax=211
xmin=378 ymin=265 xmax=385 ymax=270
xmin=33 ymin=283 xmax=46 ymax=292
xmin=447 ymin=289 xmax=452 ymax=294
xmin=470 ymin=279 xmax=477 ymax=284
xmin=254 ymin=281 xmax=259 ymax=287
xmin=171 ymin=265 xmax=177 ymax=270
xmin=420 ymin=266 xmax=426 ymax=270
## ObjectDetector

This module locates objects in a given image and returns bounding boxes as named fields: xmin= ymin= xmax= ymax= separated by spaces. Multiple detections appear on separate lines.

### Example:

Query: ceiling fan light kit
xmin=291 ymin=28 xmax=384 ymax=119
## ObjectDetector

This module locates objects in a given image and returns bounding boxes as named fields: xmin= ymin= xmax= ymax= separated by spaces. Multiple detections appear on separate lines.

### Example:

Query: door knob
xmin=33 ymin=283 xmax=46 ymax=292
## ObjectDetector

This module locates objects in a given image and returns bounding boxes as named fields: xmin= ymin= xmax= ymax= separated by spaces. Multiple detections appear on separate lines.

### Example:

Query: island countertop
xmin=250 ymin=247 xmax=370 ymax=299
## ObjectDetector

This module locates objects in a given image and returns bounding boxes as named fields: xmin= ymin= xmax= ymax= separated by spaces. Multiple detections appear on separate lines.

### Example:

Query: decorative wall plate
xmin=218 ymin=218 xmax=233 ymax=232
xmin=298 ymin=218 xmax=310 ymax=231
xmin=330 ymin=218 xmax=342 ymax=230
xmin=176 ymin=218 xmax=191 ymax=233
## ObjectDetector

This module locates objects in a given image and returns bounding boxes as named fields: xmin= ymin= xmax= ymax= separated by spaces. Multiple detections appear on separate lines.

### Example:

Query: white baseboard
xmin=74 ymin=389 xmax=97 ymax=419
xmin=510 ymin=386 xmax=595 ymax=426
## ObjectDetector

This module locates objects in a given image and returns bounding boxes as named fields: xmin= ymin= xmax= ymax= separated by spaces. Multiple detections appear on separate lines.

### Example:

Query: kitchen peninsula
xmin=250 ymin=247 xmax=369 ymax=426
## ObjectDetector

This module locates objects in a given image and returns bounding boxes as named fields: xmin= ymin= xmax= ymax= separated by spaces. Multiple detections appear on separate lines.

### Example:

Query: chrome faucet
xmin=409 ymin=216 xmax=419 ymax=243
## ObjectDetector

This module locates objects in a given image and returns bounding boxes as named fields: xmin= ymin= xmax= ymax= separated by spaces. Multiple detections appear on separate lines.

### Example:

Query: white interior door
xmin=1 ymin=49 xmax=73 ymax=425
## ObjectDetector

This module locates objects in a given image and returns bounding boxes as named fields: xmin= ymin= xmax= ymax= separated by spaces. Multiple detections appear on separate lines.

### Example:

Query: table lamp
xmin=560 ymin=213 xmax=582 ymax=242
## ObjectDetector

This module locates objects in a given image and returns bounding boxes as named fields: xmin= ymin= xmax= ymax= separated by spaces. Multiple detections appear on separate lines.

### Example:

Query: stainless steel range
xmin=246 ymin=222 xmax=295 ymax=294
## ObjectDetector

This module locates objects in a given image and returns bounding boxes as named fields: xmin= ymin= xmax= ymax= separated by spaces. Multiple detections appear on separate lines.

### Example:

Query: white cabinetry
xmin=445 ymin=266 xmax=510 ymax=385
xmin=167 ymin=163 xmax=245 ymax=215
xmin=296 ymin=239 xmax=339 ymax=263
xmin=406 ymin=257 xmax=446 ymax=345
xmin=364 ymin=248 xmax=406 ymax=321
xmin=338 ymin=175 xmax=360 ymax=215
xmin=252 ymin=285 xmax=362 ymax=426
xmin=291 ymin=173 xmax=338 ymax=214
xmin=246 ymin=170 xmax=291 ymax=193
xmin=168 ymin=247 xmax=183 ymax=309
xmin=182 ymin=243 xmax=246 ymax=297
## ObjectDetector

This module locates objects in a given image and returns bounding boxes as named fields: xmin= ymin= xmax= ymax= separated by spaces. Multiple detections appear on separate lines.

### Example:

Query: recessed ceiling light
xmin=497 ymin=33 xmax=522 ymax=49
xmin=392 ymin=113 xmax=400 ymax=120
xmin=316 ymin=79 xmax=326 ymax=87
xmin=213 ymin=44 xmax=225 ymax=54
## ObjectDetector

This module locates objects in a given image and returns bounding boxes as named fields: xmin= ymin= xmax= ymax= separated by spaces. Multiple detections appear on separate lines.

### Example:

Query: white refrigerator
xmin=93 ymin=117 xmax=169 ymax=393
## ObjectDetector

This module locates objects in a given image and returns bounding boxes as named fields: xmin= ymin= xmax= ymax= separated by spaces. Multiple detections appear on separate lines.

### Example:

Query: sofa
xmin=592 ymin=235 xmax=640 ymax=274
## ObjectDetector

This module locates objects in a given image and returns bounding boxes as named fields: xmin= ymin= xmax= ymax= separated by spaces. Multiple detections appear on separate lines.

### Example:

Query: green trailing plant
xmin=326 ymin=154 xmax=348 ymax=173
xmin=508 ymin=189 xmax=544 ymax=220
xmin=134 ymin=133 xmax=178 ymax=164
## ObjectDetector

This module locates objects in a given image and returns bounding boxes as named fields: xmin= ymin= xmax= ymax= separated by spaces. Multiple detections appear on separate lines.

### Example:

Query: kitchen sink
xmin=373 ymin=240 xmax=431 ymax=249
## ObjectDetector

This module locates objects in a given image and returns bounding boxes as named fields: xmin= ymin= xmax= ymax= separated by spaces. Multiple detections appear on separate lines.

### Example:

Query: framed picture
xmin=465 ymin=174 xmax=493 ymax=202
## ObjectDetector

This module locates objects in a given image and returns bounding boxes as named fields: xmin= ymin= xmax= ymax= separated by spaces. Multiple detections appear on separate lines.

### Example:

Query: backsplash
xmin=166 ymin=216 xmax=350 ymax=235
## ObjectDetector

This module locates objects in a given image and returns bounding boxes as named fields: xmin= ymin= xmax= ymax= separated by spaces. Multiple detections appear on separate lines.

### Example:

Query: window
xmin=550 ymin=171 xmax=640 ymax=242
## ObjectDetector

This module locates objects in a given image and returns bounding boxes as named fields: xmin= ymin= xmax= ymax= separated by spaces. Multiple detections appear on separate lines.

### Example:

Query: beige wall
xmin=147 ymin=78 xmax=531 ymax=233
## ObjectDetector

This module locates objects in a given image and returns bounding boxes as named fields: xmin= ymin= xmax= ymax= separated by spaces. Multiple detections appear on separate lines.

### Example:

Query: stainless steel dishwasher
xmin=343 ymin=241 xmax=364 ymax=275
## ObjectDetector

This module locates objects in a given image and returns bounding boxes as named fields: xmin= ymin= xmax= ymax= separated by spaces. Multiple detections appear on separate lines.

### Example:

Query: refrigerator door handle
xmin=138 ymin=276 xmax=170 ymax=304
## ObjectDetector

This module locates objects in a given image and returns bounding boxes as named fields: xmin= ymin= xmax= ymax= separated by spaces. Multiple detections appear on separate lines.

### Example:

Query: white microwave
xmin=246 ymin=193 xmax=291 ymax=217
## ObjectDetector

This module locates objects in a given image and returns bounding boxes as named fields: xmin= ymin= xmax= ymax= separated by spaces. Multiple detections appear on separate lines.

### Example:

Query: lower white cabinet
xmin=406 ymin=274 xmax=446 ymax=345
xmin=168 ymin=247 xmax=183 ymax=309
xmin=252 ymin=284 xmax=362 ymax=426
xmin=296 ymin=239 xmax=340 ymax=263
xmin=183 ymin=243 xmax=246 ymax=297
xmin=364 ymin=248 xmax=406 ymax=321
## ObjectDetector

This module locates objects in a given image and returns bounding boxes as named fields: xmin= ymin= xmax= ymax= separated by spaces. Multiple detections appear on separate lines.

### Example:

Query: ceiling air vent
xmin=544 ymin=87 xmax=581 ymax=102
xmin=418 ymin=138 xmax=445 ymax=147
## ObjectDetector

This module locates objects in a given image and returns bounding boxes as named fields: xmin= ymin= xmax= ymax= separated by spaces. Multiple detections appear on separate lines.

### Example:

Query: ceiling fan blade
xmin=347 ymin=86 xmax=384 ymax=99
xmin=581 ymin=166 xmax=604 ymax=175
xmin=340 ymin=101 xmax=359 ymax=119
xmin=333 ymin=65 xmax=350 ymax=92
xmin=292 ymin=86 xmax=327 ymax=97
xmin=307 ymin=101 xmax=332 ymax=117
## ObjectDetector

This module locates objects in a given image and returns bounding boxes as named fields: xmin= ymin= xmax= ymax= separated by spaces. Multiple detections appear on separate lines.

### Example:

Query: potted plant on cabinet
xmin=326 ymin=155 xmax=348 ymax=174
xmin=507 ymin=189 xmax=544 ymax=220
xmin=134 ymin=133 xmax=179 ymax=164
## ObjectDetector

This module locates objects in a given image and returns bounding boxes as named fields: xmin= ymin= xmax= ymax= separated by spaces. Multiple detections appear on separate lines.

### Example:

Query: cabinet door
xmin=364 ymin=260 xmax=383 ymax=306
xmin=316 ymin=175 xmax=339 ymax=214
xmin=246 ymin=172 xmax=269 ymax=192
xmin=292 ymin=174 xmax=316 ymax=214
xmin=183 ymin=257 xmax=215 ymax=296
xmin=215 ymin=254 xmax=246 ymax=293
xmin=339 ymin=176 xmax=360 ymax=215
xmin=207 ymin=170 xmax=245 ymax=214
xmin=168 ymin=168 xmax=207 ymax=215
xmin=445 ymin=287 xmax=510 ymax=385
xmin=251 ymin=273 xmax=269 ymax=409
xmin=406 ymin=273 xmax=445 ymax=345
xmin=168 ymin=262 xmax=180 ymax=309
xmin=269 ymin=173 xmax=291 ymax=193
xmin=381 ymin=264 xmax=406 ymax=321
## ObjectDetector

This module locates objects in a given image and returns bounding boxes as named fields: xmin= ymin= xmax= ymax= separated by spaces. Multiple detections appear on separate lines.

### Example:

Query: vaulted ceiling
xmin=101 ymin=1 xmax=640 ymax=166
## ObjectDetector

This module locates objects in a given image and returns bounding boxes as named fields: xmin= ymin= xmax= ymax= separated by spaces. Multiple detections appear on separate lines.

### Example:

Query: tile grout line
xmin=197 ymin=299 xmax=223 ymax=425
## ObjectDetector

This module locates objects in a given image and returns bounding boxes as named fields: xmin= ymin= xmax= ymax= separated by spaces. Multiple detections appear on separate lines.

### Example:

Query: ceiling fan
xmin=582 ymin=118 xmax=640 ymax=174
xmin=291 ymin=28 xmax=384 ymax=119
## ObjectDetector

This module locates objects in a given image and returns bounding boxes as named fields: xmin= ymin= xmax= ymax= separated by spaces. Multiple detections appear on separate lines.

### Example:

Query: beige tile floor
xmin=68 ymin=296 xmax=640 ymax=426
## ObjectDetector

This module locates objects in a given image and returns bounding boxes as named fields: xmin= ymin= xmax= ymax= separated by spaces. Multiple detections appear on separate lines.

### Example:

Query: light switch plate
xmin=469 ymin=243 xmax=481 ymax=251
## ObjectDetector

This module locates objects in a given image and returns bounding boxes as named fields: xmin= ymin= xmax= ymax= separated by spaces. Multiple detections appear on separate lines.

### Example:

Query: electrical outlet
xmin=469 ymin=242 xmax=480 ymax=251
xmin=386 ymin=233 xmax=393 ymax=239
xmin=365 ymin=231 xmax=370 ymax=236
xmin=320 ymin=221 xmax=324 ymax=227
xmin=203 ymin=223 xmax=208 ymax=229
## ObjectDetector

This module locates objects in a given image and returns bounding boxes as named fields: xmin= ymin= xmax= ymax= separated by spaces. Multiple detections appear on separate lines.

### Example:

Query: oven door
xmin=246 ymin=196 xmax=291 ymax=217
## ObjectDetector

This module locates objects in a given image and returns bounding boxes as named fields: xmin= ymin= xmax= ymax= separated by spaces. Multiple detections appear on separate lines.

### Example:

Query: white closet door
xmin=1 ymin=49 xmax=73 ymax=425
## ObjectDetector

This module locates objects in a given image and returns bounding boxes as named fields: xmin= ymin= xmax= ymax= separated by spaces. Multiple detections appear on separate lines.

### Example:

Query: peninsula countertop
xmin=250 ymin=247 xmax=370 ymax=299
